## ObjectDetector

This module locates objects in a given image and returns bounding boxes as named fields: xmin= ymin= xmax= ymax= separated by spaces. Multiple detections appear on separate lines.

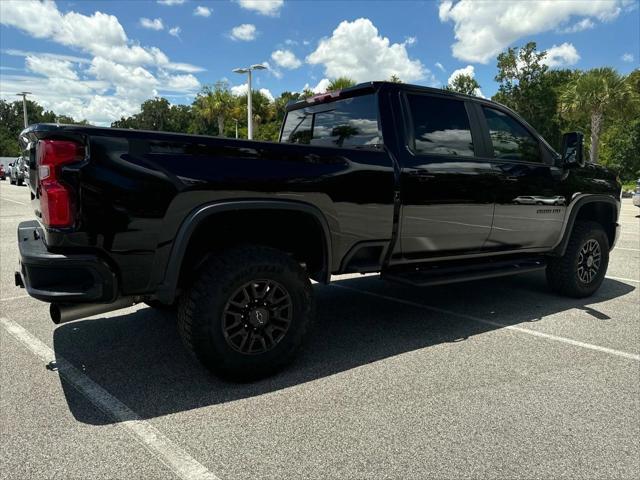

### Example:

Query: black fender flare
xmin=552 ymin=194 xmax=620 ymax=256
xmin=154 ymin=199 xmax=332 ymax=303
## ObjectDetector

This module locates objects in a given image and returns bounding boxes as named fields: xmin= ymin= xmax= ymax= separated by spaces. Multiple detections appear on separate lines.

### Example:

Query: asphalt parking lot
xmin=1 ymin=179 xmax=638 ymax=480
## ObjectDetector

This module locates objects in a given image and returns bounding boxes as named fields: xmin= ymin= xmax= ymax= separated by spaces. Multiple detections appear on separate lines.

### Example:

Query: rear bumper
xmin=16 ymin=220 xmax=118 ymax=303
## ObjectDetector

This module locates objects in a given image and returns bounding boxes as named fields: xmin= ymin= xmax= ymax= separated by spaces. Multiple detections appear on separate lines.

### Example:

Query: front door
xmin=399 ymin=92 xmax=496 ymax=259
xmin=477 ymin=105 xmax=566 ymax=249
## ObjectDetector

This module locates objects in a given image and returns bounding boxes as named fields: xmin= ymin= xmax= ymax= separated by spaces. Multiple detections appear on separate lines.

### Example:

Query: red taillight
xmin=36 ymin=139 xmax=84 ymax=228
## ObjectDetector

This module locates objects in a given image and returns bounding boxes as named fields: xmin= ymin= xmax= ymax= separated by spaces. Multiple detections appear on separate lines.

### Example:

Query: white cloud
xmin=405 ymin=36 xmax=417 ymax=46
xmin=157 ymin=0 xmax=185 ymax=5
xmin=0 ymin=1 xmax=195 ymax=68
xmin=140 ymin=17 xmax=164 ymax=31
xmin=558 ymin=18 xmax=595 ymax=33
xmin=447 ymin=65 xmax=483 ymax=97
xmin=4 ymin=48 xmax=91 ymax=64
xmin=621 ymin=52 xmax=635 ymax=63
xmin=306 ymin=18 xmax=428 ymax=83
xmin=26 ymin=55 xmax=78 ymax=80
xmin=237 ymin=0 xmax=283 ymax=16
xmin=312 ymin=78 xmax=331 ymax=93
xmin=230 ymin=24 xmax=257 ymax=41
xmin=165 ymin=62 xmax=206 ymax=73
xmin=194 ymin=6 xmax=212 ymax=17
xmin=435 ymin=62 xmax=445 ymax=72
xmin=271 ymin=49 xmax=302 ymax=69
xmin=89 ymin=57 xmax=159 ymax=99
xmin=0 ymin=0 xmax=202 ymax=125
xmin=158 ymin=71 xmax=200 ymax=91
xmin=169 ymin=26 xmax=181 ymax=38
xmin=439 ymin=0 xmax=626 ymax=63
xmin=542 ymin=42 xmax=580 ymax=68
xmin=230 ymin=83 xmax=274 ymax=102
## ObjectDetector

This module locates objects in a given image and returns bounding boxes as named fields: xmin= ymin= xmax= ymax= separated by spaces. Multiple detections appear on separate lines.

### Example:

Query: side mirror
xmin=561 ymin=131 xmax=584 ymax=168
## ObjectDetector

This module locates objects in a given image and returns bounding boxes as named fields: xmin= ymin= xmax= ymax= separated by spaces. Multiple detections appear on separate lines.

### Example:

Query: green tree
xmin=560 ymin=68 xmax=637 ymax=163
xmin=600 ymin=118 xmax=640 ymax=180
xmin=446 ymin=74 xmax=481 ymax=96
xmin=0 ymin=99 xmax=86 ymax=156
xmin=193 ymin=81 xmax=234 ymax=136
xmin=327 ymin=77 xmax=356 ymax=91
xmin=300 ymin=88 xmax=315 ymax=99
xmin=389 ymin=74 xmax=402 ymax=83
xmin=493 ymin=42 xmax=580 ymax=150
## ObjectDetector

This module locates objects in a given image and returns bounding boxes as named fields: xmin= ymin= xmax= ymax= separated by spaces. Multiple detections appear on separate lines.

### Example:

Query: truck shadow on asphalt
xmin=52 ymin=273 xmax=635 ymax=425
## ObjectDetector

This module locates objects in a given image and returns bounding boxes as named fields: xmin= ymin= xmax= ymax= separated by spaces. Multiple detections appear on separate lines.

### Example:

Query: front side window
xmin=280 ymin=94 xmax=382 ymax=148
xmin=407 ymin=94 xmax=474 ymax=157
xmin=482 ymin=107 xmax=540 ymax=162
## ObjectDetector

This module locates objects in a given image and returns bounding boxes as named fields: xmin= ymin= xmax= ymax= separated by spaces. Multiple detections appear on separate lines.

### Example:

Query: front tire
xmin=177 ymin=246 xmax=314 ymax=381
xmin=546 ymin=221 xmax=609 ymax=298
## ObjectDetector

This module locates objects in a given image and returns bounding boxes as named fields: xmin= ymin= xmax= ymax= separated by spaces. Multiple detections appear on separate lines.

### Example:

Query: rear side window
xmin=482 ymin=107 xmax=540 ymax=162
xmin=406 ymin=94 xmax=474 ymax=157
xmin=281 ymin=94 xmax=382 ymax=149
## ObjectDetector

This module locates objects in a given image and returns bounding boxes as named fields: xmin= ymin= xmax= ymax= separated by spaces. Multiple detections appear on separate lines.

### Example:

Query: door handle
xmin=505 ymin=176 xmax=519 ymax=182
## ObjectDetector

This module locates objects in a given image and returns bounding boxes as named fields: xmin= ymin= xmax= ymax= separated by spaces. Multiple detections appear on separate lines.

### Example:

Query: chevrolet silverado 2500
xmin=15 ymin=82 xmax=621 ymax=379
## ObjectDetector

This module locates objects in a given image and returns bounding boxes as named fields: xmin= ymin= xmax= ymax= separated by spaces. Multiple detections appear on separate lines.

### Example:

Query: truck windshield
xmin=280 ymin=94 xmax=382 ymax=149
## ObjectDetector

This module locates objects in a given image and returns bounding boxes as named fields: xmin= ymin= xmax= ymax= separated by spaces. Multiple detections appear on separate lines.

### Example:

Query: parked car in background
xmin=9 ymin=157 xmax=27 ymax=186
xmin=0 ymin=163 xmax=6 ymax=180
xmin=633 ymin=179 xmax=640 ymax=207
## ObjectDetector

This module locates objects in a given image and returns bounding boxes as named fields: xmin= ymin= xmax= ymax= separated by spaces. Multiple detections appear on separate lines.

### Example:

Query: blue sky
xmin=1 ymin=0 xmax=638 ymax=125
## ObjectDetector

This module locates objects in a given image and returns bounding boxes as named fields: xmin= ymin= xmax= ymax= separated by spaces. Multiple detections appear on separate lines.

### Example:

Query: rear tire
xmin=546 ymin=221 xmax=609 ymax=298
xmin=177 ymin=246 xmax=314 ymax=381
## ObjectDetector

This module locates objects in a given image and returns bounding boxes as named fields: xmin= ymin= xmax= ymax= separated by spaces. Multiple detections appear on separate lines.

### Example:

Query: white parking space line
xmin=0 ymin=317 xmax=219 ymax=480
xmin=0 ymin=196 xmax=27 ymax=205
xmin=606 ymin=275 xmax=640 ymax=284
xmin=331 ymin=285 xmax=640 ymax=362
xmin=614 ymin=247 xmax=640 ymax=252
xmin=0 ymin=294 xmax=30 ymax=302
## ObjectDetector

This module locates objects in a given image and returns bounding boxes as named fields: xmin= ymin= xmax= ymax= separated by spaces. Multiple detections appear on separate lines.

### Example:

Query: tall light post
xmin=232 ymin=64 xmax=266 ymax=140
xmin=16 ymin=92 xmax=32 ymax=128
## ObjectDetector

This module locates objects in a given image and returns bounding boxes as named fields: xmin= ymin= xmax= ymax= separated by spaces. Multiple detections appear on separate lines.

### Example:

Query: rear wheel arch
xmin=156 ymin=200 xmax=332 ymax=303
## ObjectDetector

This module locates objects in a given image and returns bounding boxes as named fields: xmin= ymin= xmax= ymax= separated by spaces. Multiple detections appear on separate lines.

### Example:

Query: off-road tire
xmin=177 ymin=246 xmax=314 ymax=381
xmin=546 ymin=221 xmax=609 ymax=298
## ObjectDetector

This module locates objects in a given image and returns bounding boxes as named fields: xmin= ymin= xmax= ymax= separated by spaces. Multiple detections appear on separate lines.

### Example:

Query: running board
xmin=382 ymin=257 xmax=547 ymax=287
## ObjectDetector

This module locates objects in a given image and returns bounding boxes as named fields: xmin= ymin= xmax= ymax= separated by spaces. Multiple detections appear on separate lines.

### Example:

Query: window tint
xmin=280 ymin=109 xmax=312 ymax=145
xmin=407 ymin=94 xmax=474 ymax=157
xmin=281 ymin=94 xmax=382 ymax=148
xmin=482 ymin=107 xmax=540 ymax=162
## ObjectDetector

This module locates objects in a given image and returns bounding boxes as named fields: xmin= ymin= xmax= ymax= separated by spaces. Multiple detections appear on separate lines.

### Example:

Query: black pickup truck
xmin=15 ymin=82 xmax=621 ymax=379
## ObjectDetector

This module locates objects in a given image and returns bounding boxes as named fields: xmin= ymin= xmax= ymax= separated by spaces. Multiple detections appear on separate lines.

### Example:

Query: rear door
xmin=476 ymin=105 xmax=566 ymax=249
xmin=398 ymin=92 xmax=496 ymax=259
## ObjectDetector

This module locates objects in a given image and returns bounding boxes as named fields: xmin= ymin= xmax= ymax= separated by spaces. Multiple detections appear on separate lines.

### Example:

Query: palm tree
xmin=194 ymin=82 xmax=234 ymax=136
xmin=560 ymin=68 xmax=636 ymax=164
xmin=327 ymin=77 xmax=356 ymax=92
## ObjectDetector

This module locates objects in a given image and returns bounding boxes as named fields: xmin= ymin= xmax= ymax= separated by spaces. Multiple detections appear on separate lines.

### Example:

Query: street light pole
xmin=16 ymin=92 xmax=32 ymax=128
xmin=232 ymin=64 xmax=266 ymax=140
xmin=247 ymin=69 xmax=253 ymax=140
